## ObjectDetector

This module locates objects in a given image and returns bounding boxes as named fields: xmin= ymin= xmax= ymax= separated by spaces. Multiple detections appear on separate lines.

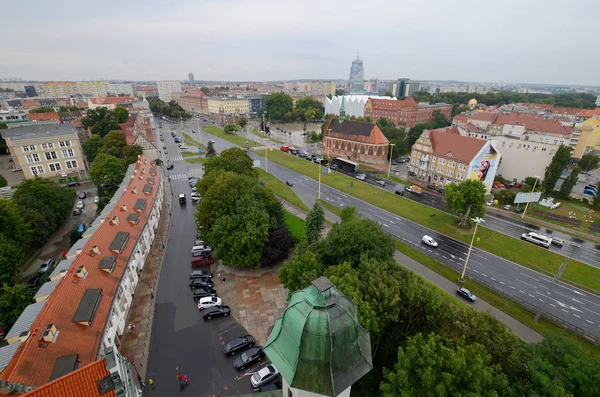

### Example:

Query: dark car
xmin=189 ymin=278 xmax=215 ymax=289
xmin=27 ymin=276 xmax=42 ymax=290
xmin=426 ymin=184 xmax=436 ymax=191
xmin=437 ymin=188 xmax=445 ymax=195
xmin=456 ymin=287 xmax=476 ymax=302
xmin=72 ymin=208 xmax=82 ymax=216
xmin=395 ymin=189 xmax=404 ymax=196
xmin=286 ymin=181 xmax=293 ymax=187
xmin=192 ymin=249 xmax=212 ymax=257
xmin=189 ymin=273 xmax=212 ymax=282
xmin=203 ymin=305 xmax=231 ymax=320
xmin=78 ymin=191 xmax=87 ymax=199
xmin=223 ymin=334 xmax=256 ymax=356
xmin=391 ymin=160 xmax=398 ymax=165
xmin=167 ymin=164 xmax=174 ymax=170
xmin=514 ymin=206 xmax=524 ymax=213
xmin=192 ymin=289 xmax=217 ymax=300
xmin=260 ymin=380 xmax=283 ymax=392
xmin=233 ymin=347 xmax=264 ymax=370
xmin=191 ymin=255 xmax=214 ymax=267
xmin=189 ymin=270 xmax=212 ymax=279
xmin=65 ymin=181 xmax=80 ymax=188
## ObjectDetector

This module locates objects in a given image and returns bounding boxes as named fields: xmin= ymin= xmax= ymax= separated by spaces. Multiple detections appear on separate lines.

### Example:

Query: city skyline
xmin=0 ymin=0 xmax=599 ymax=86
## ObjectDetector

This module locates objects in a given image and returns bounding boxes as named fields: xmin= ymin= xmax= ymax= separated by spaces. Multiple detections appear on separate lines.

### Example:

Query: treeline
xmin=148 ymin=97 xmax=191 ymax=120
xmin=265 ymin=93 xmax=324 ymax=121
xmin=195 ymin=148 xmax=292 ymax=267
xmin=280 ymin=208 xmax=600 ymax=396
xmin=29 ymin=105 xmax=79 ymax=113
xmin=411 ymin=91 xmax=598 ymax=109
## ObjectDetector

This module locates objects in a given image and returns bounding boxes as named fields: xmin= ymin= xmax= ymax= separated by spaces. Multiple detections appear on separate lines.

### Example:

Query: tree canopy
xmin=0 ymin=283 xmax=33 ymax=328
xmin=265 ymin=92 xmax=294 ymax=120
xmin=206 ymin=141 xmax=217 ymax=157
xmin=82 ymin=134 xmax=104 ymax=162
xmin=148 ymin=97 xmax=191 ymax=119
xmin=113 ymin=106 xmax=129 ymax=123
xmin=201 ymin=147 xmax=257 ymax=184
xmin=89 ymin=153 xmax=126 ymax=187
xmin=558 ymin=166 xmax=580 ymax=199
xmin=543 ymin=145 xmax=572 ymax=192
xmin=81 ymin=107 xmax=122 ymax=137
xmin=445 ymin=179 xmax=487 ymax=227
xmin=304 ymin=202 xmax=325 ymax=245
xmin=376 ymin=118 xmax=409 ymax=156
xmin=578 ymin=153 xmax=600 ymax=173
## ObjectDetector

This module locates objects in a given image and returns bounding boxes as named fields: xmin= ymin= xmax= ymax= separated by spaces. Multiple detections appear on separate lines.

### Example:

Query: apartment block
xmin=156 ymin=81 xmax=181 ymax=102
xmin=207 ymin=97 xmax=250 ymax=118
xmin=311 ymin=81 xmax=336 ymax=97
xmin=364 ymin=97 xmax=452 ymax=128
xmin=171 ymin=90 xmax=208 ymax=114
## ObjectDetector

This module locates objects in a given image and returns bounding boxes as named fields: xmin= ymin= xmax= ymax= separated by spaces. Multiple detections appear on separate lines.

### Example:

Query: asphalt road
xmin=181 ymin=120 xmax=600 ymax=342
xmin=145 ymin=120 xmax=260 ymax=396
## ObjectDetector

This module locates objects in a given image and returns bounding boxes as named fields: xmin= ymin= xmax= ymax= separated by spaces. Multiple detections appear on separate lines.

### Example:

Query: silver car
xmin=251 ymin=364 xmax=279 ymax=388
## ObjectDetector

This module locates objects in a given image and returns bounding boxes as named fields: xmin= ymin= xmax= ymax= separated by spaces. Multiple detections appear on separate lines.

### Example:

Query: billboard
xmin=514 ymin=192 xmax=542 ymax=204
xmin=469 ymin=143 xmax=500 ymax=191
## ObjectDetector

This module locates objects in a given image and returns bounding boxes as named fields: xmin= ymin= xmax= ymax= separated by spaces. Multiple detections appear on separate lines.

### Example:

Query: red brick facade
xmin=323 ymin=117 xmax=390 ymax=164
xmin=364 ymin=97 xmax=452 ymax=128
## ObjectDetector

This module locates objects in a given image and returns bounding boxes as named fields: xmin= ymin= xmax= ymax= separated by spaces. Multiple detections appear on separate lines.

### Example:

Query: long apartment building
xmin=156 ymin=81 xmax=181 ymax=102
xmin=364 ymin=97 xmax=452 ymax=128
xmin=171 ymin=90 xmax=208 ymax=114
xmin=0 ymin=156 xmax=163 ymax=393
xmin=42 ymin=82 xmax=133 ymax=98
xmin=1 ymin=124 xmax=86 ymax=179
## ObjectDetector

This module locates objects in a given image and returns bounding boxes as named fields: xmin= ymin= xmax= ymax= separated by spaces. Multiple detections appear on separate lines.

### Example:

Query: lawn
xmin=182 ymin=152 xmax=201 ymax=157
xmin=182 ymin=133 xmax=207 ymax=151
xmin=252 ymin=126 xmax=284 ymax=144
xmin=202 ymin=126 xmax=261 ymax=148
xmin=394 ymin=240 xmax=600 ymax=356
xmin=257 ymin=169 xmax=310 ymax=212
xmin=284 ymin=212 xmax=305 ymax=242
xmin=185 ymin=157 xmax=207 ymax=164
xmin=526 ymin=199 xmax=600 ymax=236
xmin=262 ymin=149 xmax=600 ymax=291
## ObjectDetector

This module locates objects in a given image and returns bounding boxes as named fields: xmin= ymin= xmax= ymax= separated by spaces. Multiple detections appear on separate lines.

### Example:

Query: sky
xmin=1 ymin=0 xmax=599 ymax=86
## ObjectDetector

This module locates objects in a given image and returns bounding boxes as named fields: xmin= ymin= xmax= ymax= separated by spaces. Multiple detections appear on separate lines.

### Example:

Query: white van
xmin=520 ymin=232 xmax=551 ymax=248
xmin=192 ymin=245 xmax=212 ymax=253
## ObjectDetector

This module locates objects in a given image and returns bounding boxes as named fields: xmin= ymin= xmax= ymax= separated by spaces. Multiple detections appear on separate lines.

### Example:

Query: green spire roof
xmin=264 ymin=277 xmax=372 ymax=397
xmin=339 ymin=95 xmax=346 ymax=122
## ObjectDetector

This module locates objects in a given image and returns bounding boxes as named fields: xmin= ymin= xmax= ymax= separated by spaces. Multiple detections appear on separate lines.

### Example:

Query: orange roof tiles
xmin=89 ymin=97 xmax=135 ymax=105
xmin=369 ymin=97 xmax=418 ymax=110
xmin=429 ymin=128 xmax=486 ymax=163
xmin=579 ymin=108 xmax=600 ymax=118
xmin=453 ymin=115 xmax=468 ymax=122
xmin=27 ymin=113 xmax=61 ymax=122
xmin=21 ymin=358 xmax=114 ymax=397
xmin=0 ymin=156 xmax=160 ymax=388
xmin=493 ymin=113 xmax=571 ymax=135
xmin=470 ymin=112 xmax=497 ymax=122
xmin=327 ymin=119 xmax=389 ymax=145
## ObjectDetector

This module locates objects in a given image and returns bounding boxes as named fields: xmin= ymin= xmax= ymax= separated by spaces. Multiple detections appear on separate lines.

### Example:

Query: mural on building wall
xmin=469 ymin=144 xmax=499 ymax=187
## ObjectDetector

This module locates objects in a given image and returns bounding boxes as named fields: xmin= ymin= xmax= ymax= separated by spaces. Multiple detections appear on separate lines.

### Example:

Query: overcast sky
xmin=1 ymin=0 xmax=599 ymax=85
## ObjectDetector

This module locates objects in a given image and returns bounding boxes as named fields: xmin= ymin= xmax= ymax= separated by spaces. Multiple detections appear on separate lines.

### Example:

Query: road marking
xmin=499 ymin=281 xmax=506 ymax=285
xmin=549 ymin=303 xmax=556 ymax=307
xmin=538 ymin=299 xmax=545 ymax=302
xmin=582 ymin=307 xmax=600 ymax=317
xmin=562 ymin=309 xmax=569 ymax=313
xmin=519 ymin=290 xmax=525 ymax=294
xmin=586 ymin=320 xmax=594 ymax=324
xmin=389 ymin=220 xmax=396 ymax=224
xmin=528 ymin=294 xmax=535 ymax=298
xmin=509 ymin=286 xmax=516 ymax=290
xmin=519 ymin=273 xmax=541 ymax=282
xmin=491 ymin=277 xmax=496 ymax=281
xmin=482 ymin=273 xmax=488 ymax=277
xmin=572 ymin=298 xmax=583 ymax=304
xmin=473 ymin=269 xmax=479 ymax=273
xmin=169 ymin=156 xmax=184 ymax=162
xmin=573 ymin=290 xmax=585 ymax=296
xmin=516 ymin=279 xmax=538 ymax=289
xmin=573 ymin=314 xmax=581 ymax=318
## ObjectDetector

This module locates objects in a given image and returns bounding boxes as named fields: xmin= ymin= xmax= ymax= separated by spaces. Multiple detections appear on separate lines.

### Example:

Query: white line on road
xmin=491 ymin=277 xmax=496 ymax=281
xmin=516 ymin=279 xmax=538 ymax=289
xmin=499 ymin=281 xmax=506 ymax=285
xmin=482 ymin=273 xmax=488 ymax=277
xmin=538 ymin=299 xmax=544 ymax=302
xmin=528 ymin=294 xmax=535 ymax=298
xmin=572 ymin=298 xmax=583 ymax=304
xmin=586 ymin=320 xmax=594 ymax=324
xmin=519 ymin=273 xmax=540 ymax=282
xmin=519 ymin=290 xmax=525 ymax=294
xmin=562 ymin=309 xmax=569 ymax=313
xmin=389 ymin=220 xmax=395 ymax=224
xmin=573 ymin=314 xmax=581 ymax=318
xmin=510 ymin=286 xmax=516 ymax=290
xmin=549 ymin=303 xmax=556 ymax=307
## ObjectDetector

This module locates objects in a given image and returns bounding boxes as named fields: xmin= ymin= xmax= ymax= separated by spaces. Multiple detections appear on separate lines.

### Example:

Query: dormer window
xmin=110 ymin=216 xmax=120 ymax=226
xmin=89 ymin=246 xmax=100 ymax=257
xmin=75 ymin=266 xmax=88 ymax=279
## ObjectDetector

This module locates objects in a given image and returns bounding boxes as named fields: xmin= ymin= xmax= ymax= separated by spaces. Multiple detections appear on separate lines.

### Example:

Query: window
xmin=437 ymin=166 xmax=443 ymax=173
xmin=41 ymin=143 xmax=54 ymax=150
xmin=411 ymin=150 xmax=416 ymax=157
xmin=509 ymin=143 xmax=514 ymax=148
xmin=502 ymin=141 xmax=506 ymax=146
xmin=417 ymin=151 xmax=421 ymax=158
xmin=26 ymin=153 xmax=40 ymax=163
xmin=22 ymin=145 xmax=35 ymax=152
xmin=45 ymin=151 xmax=58 ymax=160
xmin=438 ymin=158 xmax=445 ymax=165
xmin=59 ymin=141 xmax=71 ymax=147
xmin=446 ymin=169 xmax=454 ymax=177
xmin=62 ymin=149 xmax=74 ymax=158
xmin=448 ymin=161 xmax=456 ymax=168
xmin=48 ymin=163 xmax=62 ymax=172
xmin=65 ymin=160 xmax=78 ymax=169
xmin=517 ymin=144 xmax=522 ymax=149
xmin=30 ymin=165 xmax=44 ymax=175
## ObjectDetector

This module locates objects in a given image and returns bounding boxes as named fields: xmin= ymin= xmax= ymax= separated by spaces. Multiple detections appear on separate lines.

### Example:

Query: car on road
xmin=251 ymin=364 xmax=279 ymax=388
xmin=179 ymin=193 xmax=187 ymax=204
xmin=209 ymin=139 xmax=216 ymax=144
xmin=456 ymin=287 xmax=476 ymax=302
xmin=203 ymin=305 xmax=231 ymax=320
xmin=192 ymin=289 xmax=217 ymax=300
xmin=94 ymin=196 xmax=99 ymax=204
xmin=356 ymin=174 xmax=366 ymax=181
xmin=76 ymin=201 xmax=85 ymax=210
xmin=521 ymin=232 xmax=552 ymax=248
xmin=167 ymin=163 xmax=174 ymax=170
xmin=198 ymin=296 xmax=222 ymax=310
xmin=376 ymin=180 xmax=386 ymax=186
xmin=394 ymin=189 xmax=404 ymax=196
xmin=223 ymin=335 xmax=256 ymax=356
xmin=65 ymin=181 xmax=81 ymax=188
xmin=72 ymin=208 xmax=82 ymax=216
xmin=503 ymin=205 xmax=512 ymax=211
xmin=191 ymin=193 xmax=201 ymax=202
xmin=191 ymin=255 xmax=214 ymax=267
xmin=78 ymin=191 xmax=86 ymax=199
xmin=421 ymin=235 xmax=438 ymax=247
xmin=286 ymin=180 xmax=293 ymax=187
xmin=551 ymin=237 xmax=564 ymax=247
xmin=27 ymin=276 xmax=42 ymax=290
xmin=233 ymin=347 xmax=264 ymax=370
xmin=189 ymin=277 xmax=215 ymax=289
xmin=426 ymin=184 xmax=436 ymax=191
xmin=39 ymin=259 xmax=54 ymax=273
xmin=190 ymin=269 xmax=212 ymax=279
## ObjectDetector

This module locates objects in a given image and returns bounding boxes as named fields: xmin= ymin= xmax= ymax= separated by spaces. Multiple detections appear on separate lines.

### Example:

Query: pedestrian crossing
xmin=170 ymin=173 xmax=188 ymax=180
xmin=169 ymin=156 xmax=184 ymax=162
xmin=169 ymin=168 xmax=204 ymax=181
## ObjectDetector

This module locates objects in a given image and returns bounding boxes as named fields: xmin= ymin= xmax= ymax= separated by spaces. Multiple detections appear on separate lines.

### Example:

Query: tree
xmin=123 ymin=145 xmax=144 ymax=164
xmin=99 ymin=130 xmax=127 ymax=158
xmin=69 ymin=229 xmax=83 ymax=245
xmin=206 ymin=141 xmax=217 ymax=157
xmin=445 ymin=179 xmax=487 ymax=227
xmin=384 ymin=91 xmax=394 ymax=97
xmin=28 ymin=106 xmax=55 ymax=114
xmin=340 ymin=206 xmax=358 ymax=223
xmin=113 ymin=106 xmax=129 ymax=123
xmin=0 ymin=123 xmax=7 ymax=129
xmin=89 ymin=153 xmax=125 ymax=187
xmin=0 ymin=122 xmax=7 ymax=154
xmin=494 ymin=189 xmax=516 ymax=205
xmin=578 ymin=153 xmax=600 ymax=173
xmin=0 ymin=198 xmax=32 ymax=247
xmin=0 ymin=283 xmax=33 ymax=327
xmin=558 ymin=166 xmax=580 ymax=199
xmin=380 ymin=333 xmax=510 ymax=397
xmin=335 ymin=88 xmax=345 ymax=96
xmin=91 ymin=119 xmax=122 ymax=137
xmin=265 ymin=92 xmax=294 ymax=120
xmin=0 ymin=175 xmax=6 ymax=188
xmin=202 ymin=148 xmax=257 ymax=180
xmin=238 ymin=117 xmax=248 ymax=128
xmin=305 ymin=202 xmax=325 ymax=244
xmin=200 ymin=87 xmax=210 ymax=95
xmin=224 ymin=124 xmax=241 ymax=133
xmin=262 ymin=227 xmax=292 ymax=266
xmin=406 ymin=123 xmax=427 ymax=147
xmin=543 ymin=145 xmax=572 ymax=192
xmin=82 ymin=135 xmax=104 ymax=162
xmin=279 ymin=244 xmax=323 ymax=292
xmin=0 ymin=234 xmax=26 ymax=285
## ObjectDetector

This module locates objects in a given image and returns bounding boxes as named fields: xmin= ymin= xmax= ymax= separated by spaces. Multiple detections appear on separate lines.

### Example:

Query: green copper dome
xmin=264 ymin=277 xmax=372 ymax=397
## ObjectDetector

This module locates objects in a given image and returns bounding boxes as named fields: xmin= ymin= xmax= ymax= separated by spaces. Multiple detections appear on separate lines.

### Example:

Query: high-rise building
xmin=157 ymin=81 xmax=181 ymax=102
xmin=596 ymin=95 xmax=600 ymax=107
xmin=188 ymin=73 xmax=195 ymax=84
xmin=348 ymin=53 xmax=365 ymax=94
xmin=24 ymin=85 xmax=37 ymax=97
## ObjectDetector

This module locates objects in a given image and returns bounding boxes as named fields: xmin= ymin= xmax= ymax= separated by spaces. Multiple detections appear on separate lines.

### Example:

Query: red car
xmin=191 ymin=255 xmax=214 ymax=268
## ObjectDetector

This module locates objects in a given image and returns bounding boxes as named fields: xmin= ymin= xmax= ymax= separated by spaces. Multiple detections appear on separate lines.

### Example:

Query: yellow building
xmin=207 ymin=97 xmax=250 ymax=117
xmin=42 ymin=81 xmax=110 ymax=97
xmin=1 ymin=124 xmax=86 ymax=180
xmin=570 ymin=117 xmax=600 ymax=159
xmin=467 ymin=98 xmax=478 ymax=110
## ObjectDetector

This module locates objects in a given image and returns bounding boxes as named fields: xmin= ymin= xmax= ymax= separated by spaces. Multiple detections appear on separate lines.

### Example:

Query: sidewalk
xmin=120 ymin=181 xmax=173 ymax=380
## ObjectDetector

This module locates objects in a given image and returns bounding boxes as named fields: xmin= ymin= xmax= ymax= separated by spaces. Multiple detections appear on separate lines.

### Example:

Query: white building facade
xmin=157 ymin=81 xmax=182 ymax=102
xmin=325 ymin=95 xmax=394 ymax=118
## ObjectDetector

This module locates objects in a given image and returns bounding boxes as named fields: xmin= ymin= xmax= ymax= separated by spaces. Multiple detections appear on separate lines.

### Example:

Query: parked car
xmin=456 ymin=287 xmax=477 ymax=302
xmin=72 ymin=208 xmax=82 ymax=216
xmin=192 ymin=289 xmax=217 ymax=300
xmin=78 ymin=191 xmax=87 ymax=199
xmin=191 ymin=255 xmax=215 ymax=267
xmin=223 ymin=335 xmax=256 ymax=356
xmin=76 ymin=201 xmax=85 ymax=210
xmin=286 ymin=180 xmax=293 ymax=187
xmin=551 ymin=237 xmax=564 ymax=247
xmin=197 ymin=296 xmax=222 ymax=310
xmin=233 ymin=347 xmax=264 ymax=370
xmin=421 ymin=235 xmax=438 ymax=247
xmin=194 ymin=240 xmax=205 ymax=247
xmin=356 ymin=174 xmax=366 ymax=181
xmin=94 ymin=196 xmax=99 ymax=204
xmin=486 ymin=199 xmax=495 ymax=206
xmin=203 ymin=305 xmax=231 ymax=320
xmin=39 ymin=259 xmax=54 ymax=273
xmin=391 ymin=160 xmax=398 ymax=166
xmin=189 ymin=278 xmax=215 ymax=289
xmin=503 ymin=205 xmax=512 ymax=211
xmin=191 ymin=193 xmax=201 ymax=202
xmin=376 ymin=180 xmax=386 ymax=186
xmin=437 ymin=188 xmax=445 ymax=194
xmin=167 ymin=164 xmax=174 ymax=170
xmin=514 ymin=206 xmax=524 ymax=213
xmin=251 ymin=364 xmax=279 ymax=388
xmin=27 ymin=276 xmax=42 ymax=290
xmin=209 ymin=139 xmax=216 ymax=144
xmin=426 ymin=184 xmax=436 ymax=191
xmin=192 ymin=248 xmax=212 ymax=256
xmin=260 ymin=380 xmax=283 ymax=392
xmin=395 ymin=189 xmax=404 ymax=196
xmin=190 ymin=269 xmax=212 ymax=279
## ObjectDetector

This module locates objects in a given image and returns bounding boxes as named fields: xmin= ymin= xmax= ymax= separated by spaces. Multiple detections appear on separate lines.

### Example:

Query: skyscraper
xmin=348 ymin=53 xmax=365 ymax=94
xmin=188 ymin=73 xmax=195 ymax=84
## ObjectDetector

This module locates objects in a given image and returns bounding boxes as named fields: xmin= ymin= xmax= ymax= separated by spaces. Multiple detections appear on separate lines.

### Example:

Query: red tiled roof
xmin=21 ymin=358 xmax=114 ymax=397
xmin=551 ymin=106 xmax=582 ymax=116
xmin=519 ymin=103 xmax=553 ymax=111
xmin=453 ymin=115 xmax=468 ymax=122
xmin=0 ymin=156 xmax=160 ymax=387
xmin=493 ymin=113 xmax=571 ymax=135
xmin=89 ymin=97 xmax=135 ymax=105
xmin=470 ymin=112 xmax=497 ymax=122
xmin=429 ymin=128 xmax=486 ymax=163
xmin=327 ymin=119 xmax=389 ymax=145
xmin=579 ymin=108 xmax=600 ymax=118
xmin=22 ymin=100 xmax=41 ymax=109
xmin=27 ymin=112 xmax=61 ymax=122
xmin=76 ymin=102 xmax=88 ymax=109
xmin=368 ymin=97 xmax=418 ymax=110
xmin=464 ymin=122 xmax=480 ymax=133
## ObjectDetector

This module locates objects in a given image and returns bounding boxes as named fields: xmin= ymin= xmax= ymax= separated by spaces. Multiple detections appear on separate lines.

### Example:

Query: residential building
xmin=119 ymin=113 xmax=158 ymax=160
xmin=1 ymin=124 xmax=86 ymax=180
xmin=156 ymin=81 xmax=181 ymax=102
xmin=41 ymin=81 xmax=130 ymax=98
xmin=571 ymin=117 xmax=600 ymax=158
xmin=42 ymin=82 xmax=79 ymax=97
xmin=264 ymin=277 xmax=372 ymax=397
xmin=87 ymin=96 xmax=135 ymax=110
xmin=21 ymin=347 xmax=140 ymax=396
xmin=311 ymin=81 xmax=336 ymax=97
xmin=135 ymin=85 xmax=159 ymax=99
xmin=171 ymin=90 xmax=208 ymax=114
xmin=188 ymin=72 xmax=195 ymax=84
xmin=322 ymin=114 xmax=389 ymax=165
xmin=579 ymin=108 xmax=600 ymax=119
xmin=106 ymin=83 xmax=134 ymax=97
xmin=24 ymin=86 xmax=37 ymax=97
xmin=26 ymin=112 xmax=61 ymax=123
xmin=0 ymin=109 xmax=28 ymax=124
xmin=596 ymin=96 xmax=600 ymax=107
xmin=58 ymin=111 xmax=82 ymax=125
xmin=0 ymin=157 xmax=163 ymax=391
xmin=364 ymin=97 xmax=452 ymax=128
xmin=207 ymin=97 xmax=250 ymax=120
xmin=325 ymin=95 xmax=393 ymax=118
xmin=408 ymin=125 xmax=501 ymax=192
xmin=348 ymin=53 xmax=365 ymax=93
xmin=248 ymin=95 xmax=266 ymax=117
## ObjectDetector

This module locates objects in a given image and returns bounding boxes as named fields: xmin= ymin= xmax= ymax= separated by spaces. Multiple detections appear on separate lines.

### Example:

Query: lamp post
xmin=521 ymin=175 xmax=540 ymax=219
xmin=264 ymin=138 xmax=269 ymax=172
xmin=459 ymin=217 xmax=484 ymax=283
xmin=387 ymin=143 xmax=396 ymax=178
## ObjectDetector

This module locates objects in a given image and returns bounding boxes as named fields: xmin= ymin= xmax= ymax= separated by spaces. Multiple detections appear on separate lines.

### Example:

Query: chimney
xmin=120 ymin=205 xmax=128 ymax=212
xmin=110 ymin=216 xmax=120 ymax=226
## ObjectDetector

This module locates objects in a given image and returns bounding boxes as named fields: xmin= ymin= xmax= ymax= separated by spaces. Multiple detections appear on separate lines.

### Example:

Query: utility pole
xmin=534 ymin=258 xmax=569 ymax=323
xmin=196 ymin=118 xmax=201 ymax=144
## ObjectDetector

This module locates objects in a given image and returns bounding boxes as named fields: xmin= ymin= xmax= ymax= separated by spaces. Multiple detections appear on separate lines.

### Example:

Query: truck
xmin=406 ymin=185 xmax=423 ymax=195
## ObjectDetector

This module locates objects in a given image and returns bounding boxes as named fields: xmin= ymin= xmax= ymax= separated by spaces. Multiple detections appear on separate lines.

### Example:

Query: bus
xmin=331 ymin=158 xmax=359 ymax=173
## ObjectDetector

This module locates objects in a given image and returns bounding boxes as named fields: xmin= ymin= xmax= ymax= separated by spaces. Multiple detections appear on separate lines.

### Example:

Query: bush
xmin=0 ymin=174 xmax=7 ymax=188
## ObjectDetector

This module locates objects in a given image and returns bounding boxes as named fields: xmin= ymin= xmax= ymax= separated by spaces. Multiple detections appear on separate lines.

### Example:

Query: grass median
xmin=252 ymin=126 xmax=284 ymax=144
xmin=185 ymin=157 xmax=207 ymax=164
xmin=284 ymin=212 xmax=305 ymax=242
xmin=257 ymin=169 xmax=310 ymax=212
xmin=203 ymin=126 xmax=261 ymax=148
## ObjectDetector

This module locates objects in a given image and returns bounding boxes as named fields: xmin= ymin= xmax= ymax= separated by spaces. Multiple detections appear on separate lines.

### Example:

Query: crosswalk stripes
xmin=170 ymin=173 xmax=188 ymax=180
xmin=169 ymin=156 xmax=184 ymax=162
xmin=187 ymin=168 xmax=204 ymax=178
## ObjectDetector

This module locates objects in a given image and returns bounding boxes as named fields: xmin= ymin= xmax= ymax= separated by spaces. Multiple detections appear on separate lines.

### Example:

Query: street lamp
xmin=387 ymin=143 xmax=396 ymax=178
xmin=459 ymin=217 xmax=484 ymax=283
xmin=264 ymin=138 xmax=270 ymax=172
xmin=521 ymin=175 xmax=540 ymax=219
